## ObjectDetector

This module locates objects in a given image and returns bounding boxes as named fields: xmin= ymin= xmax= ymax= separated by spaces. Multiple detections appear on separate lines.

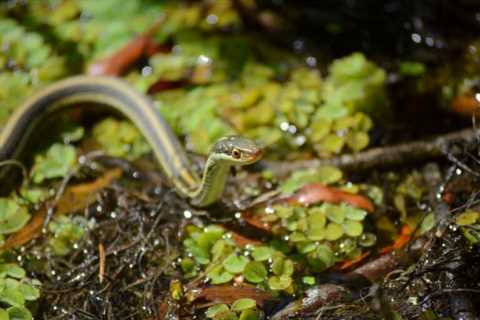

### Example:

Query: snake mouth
xmin=244 ymin=147 xmax=264 ymax=164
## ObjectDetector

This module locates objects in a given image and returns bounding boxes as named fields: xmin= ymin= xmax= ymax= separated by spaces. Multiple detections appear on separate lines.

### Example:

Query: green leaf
xmin=207 ymin=266 xmax=234 ymax=285
xmin=0 ymin=265 xmax=25 ymax=279
xmin=31 ymin=143 xmax=76 ymax=184
xmin=456 ymin=211 xmax=479 ymax=226
xmin=307 ymin=244 xmax=335 ymax=271
xmin=206 ymin=304 xmax=229 ymax=318
xmin=302 ymin=276 xmax=316 ymax=285
xmin=325 ymin=204 xmax=345 ymax=224
xmin=239 ymin=309 xmax=260 ymax=320
xmin=358 ymin=233 xmax=377 ymax=247
xmin=92 ymin=118 xmax=151 ymax=160
xmin=18 ymin=283 xmax=39 ymax=301
xmin=268 ymin=275 xmax=292 ymax=291
xmin=279 ymin=166 xmax=342 ymax=194
xmin=231 ymin=298 xmax=256 ymax=312
xmin=0 ymin=287 xmax=25 ymax=308
xmin=222 ymin=254 xmax=249 ymax=274
xmin=346 ymin=131 xmax=369 ymax=152
xmin=419 ymin=213 xmax=435 ymax=234
xmin=399 ymin=61 xmax=426 ymax=77
xmin=0 ymin=200 xmax=30 ymax=235
xmin=243 ymin=261 xmax=267 ymax=284
xmin=344 ymin=206 xmax=367 ymax=221
xmin=7 ymin=306 xmax=31 ymax=320
xmin=342 ymin=220 xmax=364 ymax=237
xmin=0 ymin=308 xmax=8 ymax=320
xmin=251 ymin=246 xmax=274 ymax=262
xmin=325 ymin=223 xmax=344 ymax=241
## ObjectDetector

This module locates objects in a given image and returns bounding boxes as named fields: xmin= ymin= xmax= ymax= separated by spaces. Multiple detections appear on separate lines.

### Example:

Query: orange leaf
xmin=288 ymin=183 xmax=375 ymax=212
xmin=195 ymin=285 xmax=273 ymax=306
xmin=2 ymin=169 xmax=122 ymax=249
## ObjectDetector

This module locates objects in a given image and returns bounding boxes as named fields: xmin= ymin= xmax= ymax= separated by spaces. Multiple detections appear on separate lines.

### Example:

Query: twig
xmin=266 ymin=128 xmax=476 ymax=176
xmin=98 ymin=243 xmax=106 ymax=284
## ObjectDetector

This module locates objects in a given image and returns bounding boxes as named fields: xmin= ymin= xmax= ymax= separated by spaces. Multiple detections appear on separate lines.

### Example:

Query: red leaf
xmin=195 ymin=285 xmax=273 ymax=306
xmin=288 ymin=183 xmax=375 ymax=212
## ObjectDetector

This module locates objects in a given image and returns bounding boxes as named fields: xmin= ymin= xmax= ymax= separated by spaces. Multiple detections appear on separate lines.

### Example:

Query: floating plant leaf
xmin=0 ymin=265 xmax=25 ymax=280
xmin=456 ymin=211 xmax=479 ymax=226
xmin=279 ymin=166 xmax=342 ymax=194
xmin=359 ymin=233 xmax=377 ymax=247
xmin=222 ymin=254 xmax=249 ymax=274
xmin=231 ymin=298 xmax=256 ymax=312
xmin=344 ymin=206 xmax=368 ymax=221
xmin=17 ymin=283 xmax=39 ymax=301
xmin=325 ymin=204 xmax=345 ymax=224
xmin=251 ymin=246 xmax=274 ymax=262
xmin=325 ymin=223 xmax=344 ymax=241
xmin=207 ymin=266 xmax=234 ymax=285
xmin=0 ymin=199 xmax=30 ymax=235
xmin=0 ymin=309 xmax=7 ymax=320
xmin=244 ymin=261 xmax=267 ymax=284
xmin=302 ymin=276 xmax=316 ymax=285
xmin=307 ymin=245 xmax=335 ymax=271
xmin=268 ymin=275 xmax=292 ymax=291
xmin=206 ymin=304 xmax=230 ymax=318
xmin=239 ymin=309 xmax=260 ymax=320
xmin=31 ymin=143 xmax=76 ymax=184
xmin=342 ymin=220 xmax=364 ymax=237
xmin=92 ymin=118 xmax=151 ymax=160
xmin=419 ymin=213 xmax=435 ymax=234
xmin=7 ymin=306 xmax=32 ymax=320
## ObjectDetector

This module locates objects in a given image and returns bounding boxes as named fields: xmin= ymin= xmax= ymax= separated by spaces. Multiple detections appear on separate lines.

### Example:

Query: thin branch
xmin=266 ymin=128 xmax=476 ymax=176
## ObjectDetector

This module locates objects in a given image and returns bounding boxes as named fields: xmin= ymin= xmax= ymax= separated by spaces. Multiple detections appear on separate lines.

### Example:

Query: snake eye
xmin=231 ymin=148 xmax=241 ymax=159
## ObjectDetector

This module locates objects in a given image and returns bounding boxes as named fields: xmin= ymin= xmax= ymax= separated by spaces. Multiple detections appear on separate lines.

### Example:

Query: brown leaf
xmin=88 ymin=17 xmax=167 ymax=76
xmin=288 ymin=183 xmax=375 ymax=212
xmin=195 ymin=285 xmax=273 ymax=307
xmin=2 ymin=169 xmax=122 ymax=249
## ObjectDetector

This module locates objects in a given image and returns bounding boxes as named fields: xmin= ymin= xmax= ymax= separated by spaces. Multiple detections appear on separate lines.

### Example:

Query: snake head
xmin=212 ymin=136 xmax=263 ymax=165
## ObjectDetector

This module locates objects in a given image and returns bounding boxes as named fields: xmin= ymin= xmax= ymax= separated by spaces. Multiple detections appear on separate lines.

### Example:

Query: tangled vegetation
xmin=0 ymin=0 xmax=480 ymax=319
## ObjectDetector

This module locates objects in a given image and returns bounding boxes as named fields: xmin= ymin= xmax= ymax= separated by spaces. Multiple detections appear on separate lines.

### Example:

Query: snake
xmin=0 ymin=75 xmax=263 ymax=207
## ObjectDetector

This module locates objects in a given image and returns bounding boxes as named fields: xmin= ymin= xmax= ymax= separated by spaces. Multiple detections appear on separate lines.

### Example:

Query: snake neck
xmin=189 ymin=155 xmax=230 ymax=207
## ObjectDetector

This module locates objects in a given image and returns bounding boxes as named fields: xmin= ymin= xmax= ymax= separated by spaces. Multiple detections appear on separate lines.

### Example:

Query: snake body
xmin=0 ymin=76 xmax=263 ymax=207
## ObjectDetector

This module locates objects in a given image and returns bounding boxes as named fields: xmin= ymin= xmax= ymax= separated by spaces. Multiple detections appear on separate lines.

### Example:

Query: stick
xmin=266 ymin=128 xmax=476 ymax=176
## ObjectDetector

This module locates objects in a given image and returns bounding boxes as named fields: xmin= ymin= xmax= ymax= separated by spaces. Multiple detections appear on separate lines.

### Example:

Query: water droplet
xmin=411 ymin=33 xmax=421 ymax=43
xmin=265 ymin=206 xmax=275 ymax=214
xmin=306 ymin=56 xmax=317 ymax=67
xmin=183 ymin=210 xmax=192 ymax=219
xmin=197 ymin=54 xmax=211 ymax=65
xmin=206 ymin=14 xmax=218 ymax=25
xmin=141 ymin=66 xmax=153 ymax=76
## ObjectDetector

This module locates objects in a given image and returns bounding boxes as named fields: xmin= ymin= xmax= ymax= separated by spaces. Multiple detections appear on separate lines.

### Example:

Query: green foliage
xmin=48 ymin=215 xmax=87 ymax=256
xmin=206 ymin=299 xmax=260 ymax=320
xmin=261 ymin=202 xmax=371 ymax=271
xmin=0 ymin=262 xmax=40 ymax=320
xmin=0 ymin=18 xmax=66 ymax=124
xmin=31 ymin=143 xmax=77 ymax=184
xmin=0 ymin=199 xmax=30 ymax=236
xmin=399 ymin=61 xmax=426 ymax=77
xmin=92 ymin=118 xmax=151 ymax=160
xmin=181 ymin=225 xmax=296 ymax=293
xmin=279 ymin=166 xmax=343 ymax=194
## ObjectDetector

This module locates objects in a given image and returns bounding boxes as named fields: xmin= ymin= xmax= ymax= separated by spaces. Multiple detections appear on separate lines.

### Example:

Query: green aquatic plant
xmin=48 ymin=215 xmax=87 ymax=256
xmin=206 ymin=298 xmax=260 ymax=320
xmin=92 ymin=118 xmax=151 ymax=160
xmin=31 ymin=143 xmax=77 ymax=184
xmin=0 ymin=262 xmax=40 ymax=320
xmin=181 ymin=225 xmax=297 ymax=294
